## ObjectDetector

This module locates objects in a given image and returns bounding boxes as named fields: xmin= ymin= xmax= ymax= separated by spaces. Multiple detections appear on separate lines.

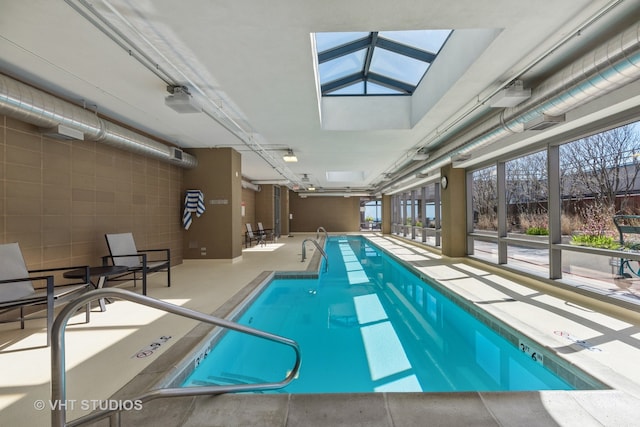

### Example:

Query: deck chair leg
xmin=142 ymin=269 xmax=147 ymax=296
xmin=46 ymin=290 xmax=54 ymax=347
xmin=20 ymin=307 xmax=25 ymax=329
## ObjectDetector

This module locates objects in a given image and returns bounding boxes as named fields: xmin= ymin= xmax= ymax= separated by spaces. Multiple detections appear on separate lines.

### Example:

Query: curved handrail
xmin=51 ymin=288 xmax=301 ymax=427
xmin=316 ymin=226 xmax=328 ymax=241
xmin=301 ymin=238 xmax=329 ymax=272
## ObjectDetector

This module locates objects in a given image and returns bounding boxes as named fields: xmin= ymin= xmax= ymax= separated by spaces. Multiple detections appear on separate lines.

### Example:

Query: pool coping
xmin=97 ymin=234 xmax=640 ymax=426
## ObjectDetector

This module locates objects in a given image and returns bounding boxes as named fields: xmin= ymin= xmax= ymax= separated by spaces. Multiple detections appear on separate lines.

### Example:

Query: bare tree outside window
xmin=561 ymin=123 xmax=640 ymax=213
xmin=506 ymin=151 xmax=548 ymax=233
xmin=472 ymin=166 xmax=497 ymax=231
xmin=560 ymin=122 xmax=640 ymax=243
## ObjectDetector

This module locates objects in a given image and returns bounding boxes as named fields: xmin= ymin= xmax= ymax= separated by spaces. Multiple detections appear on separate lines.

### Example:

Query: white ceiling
xmin=1 ymin=0 xmax=639 ymax=194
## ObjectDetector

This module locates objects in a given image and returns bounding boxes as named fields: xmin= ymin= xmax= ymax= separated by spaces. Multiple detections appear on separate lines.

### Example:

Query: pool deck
xmin=1 ymin=233 xmax=640 ymax=426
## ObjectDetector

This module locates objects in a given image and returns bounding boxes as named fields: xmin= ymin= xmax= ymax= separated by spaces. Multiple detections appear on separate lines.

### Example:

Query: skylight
xmin=314 ymin=30 xmax=452 ymax=96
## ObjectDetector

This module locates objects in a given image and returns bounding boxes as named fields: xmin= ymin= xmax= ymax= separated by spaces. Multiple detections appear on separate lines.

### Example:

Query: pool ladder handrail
xmin=301 ymin=238 xmax=329 ymax=272
xmin=316 ymin=226 xmax=328 ymax=241
xmin=51 ymin=288 xmax=302 ymax=427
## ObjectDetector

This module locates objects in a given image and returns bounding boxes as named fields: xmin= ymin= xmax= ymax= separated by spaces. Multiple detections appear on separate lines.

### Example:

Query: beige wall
xmin=289 ymin=193 xmax=360 ymax=232
xmin=182 ymin=148 xmax=242 ymax=260
xmin=255 ymin=185 xmax=275 ymax=229
xmin=241 ymin=187 xmax=256 ymax=230
xmin=0 ymin=115 xmax=184 ymax=270
xmin=280 ymin=187 xmax=290 ymax=236
xmin=243 ymin=184 xmax=289 ymax=237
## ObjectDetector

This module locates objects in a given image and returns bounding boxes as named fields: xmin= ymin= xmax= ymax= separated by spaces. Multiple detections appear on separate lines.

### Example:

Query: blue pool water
xmin=182 ymin=236 xmax=574 ymax=392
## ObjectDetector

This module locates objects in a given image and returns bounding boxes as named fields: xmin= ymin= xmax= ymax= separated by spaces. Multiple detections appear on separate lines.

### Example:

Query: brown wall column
xmin=440 ymin=164 xmax=467 ymax=257
xmin=183 ymin=148 xmax=242 ymax=260
xmin=382 ymin=195 xmax=392 ymax=234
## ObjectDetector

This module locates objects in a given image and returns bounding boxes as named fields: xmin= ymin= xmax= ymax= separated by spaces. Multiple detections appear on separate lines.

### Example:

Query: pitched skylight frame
xmin=315 ymin=30 xmax=452 ymax=96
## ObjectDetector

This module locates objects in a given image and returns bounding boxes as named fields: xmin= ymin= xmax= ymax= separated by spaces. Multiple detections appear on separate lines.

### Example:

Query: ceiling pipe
xmin=64 ymin=0 xmax=305 ymax=187
xmin=241 ymin=180 xmax=261 ymax=192
xmin=379 ymin=20 xmax=640 ymax=193
xmin=0 ymin=73 xmax=197 ymax=168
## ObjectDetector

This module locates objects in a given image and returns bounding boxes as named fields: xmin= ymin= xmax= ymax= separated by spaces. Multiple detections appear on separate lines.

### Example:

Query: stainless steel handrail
xmin=301 ymin=238 xmax=329 ymax=272
xmin=316 ymin=226 xmax=328 ymax=241
xmin=51 ymin=288 xmax=302 ymax=427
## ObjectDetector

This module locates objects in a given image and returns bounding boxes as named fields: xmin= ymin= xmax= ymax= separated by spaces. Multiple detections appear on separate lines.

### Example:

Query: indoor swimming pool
xmin=181 ymin=236 xmax=595 ymax=393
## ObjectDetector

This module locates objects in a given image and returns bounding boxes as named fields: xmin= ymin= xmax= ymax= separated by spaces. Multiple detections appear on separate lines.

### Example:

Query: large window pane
xmin=370 ymin=49 xmax=429 ymax=85
xmin=560 ymin=122 xmax=640 ymax=229
xmin=559 ymin=121 xmax=640 ymax=288
xmin=318 ymin=49 xmax=366 ymax=84
xmin=472 ymin=166 xmax=497 ymax=232
xmin=505 ymin=150 xmax=548 ymax=235
xmin=378 ymin=30 xmax=451 ymax=54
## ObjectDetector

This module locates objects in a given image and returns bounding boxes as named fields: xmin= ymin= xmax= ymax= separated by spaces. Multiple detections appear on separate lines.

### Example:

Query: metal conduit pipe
xmin=382 ymin=21 xmax=640 ymax=190
xmin=0 ymin=73 xmax=197 ymax=168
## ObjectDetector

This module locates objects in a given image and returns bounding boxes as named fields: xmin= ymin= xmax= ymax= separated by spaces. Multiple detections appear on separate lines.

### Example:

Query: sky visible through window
xmin=315 ymin=30 xmax=451 ymax=96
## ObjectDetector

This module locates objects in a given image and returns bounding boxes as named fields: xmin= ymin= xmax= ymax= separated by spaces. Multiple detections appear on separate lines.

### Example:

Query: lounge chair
xmin=257 ymin=222 xmax=275 ymax=244
xmin=245 ymin=224 xmax=262 ymax=247
xmin=102 ymin=233 xmax=171 ymax=296
xmin=0 ymin=242 xmax=91 ymax=346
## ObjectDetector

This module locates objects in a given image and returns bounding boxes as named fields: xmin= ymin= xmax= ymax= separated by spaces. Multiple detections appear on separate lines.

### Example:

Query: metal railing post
xmin=51 ymin=288 xmax=301 ymax=427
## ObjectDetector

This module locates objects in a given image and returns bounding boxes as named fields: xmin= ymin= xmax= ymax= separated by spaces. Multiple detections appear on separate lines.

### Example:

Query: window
xmin=314 ymin=30 xmax=451 ymax=96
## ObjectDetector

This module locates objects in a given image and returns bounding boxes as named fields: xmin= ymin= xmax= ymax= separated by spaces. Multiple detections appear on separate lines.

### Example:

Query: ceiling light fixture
xmin=488 ymin=80 xmax=531 ymax=108
xmin=164 ymin=86 xmax=202 ymax=113
xmin=412 ymin=148 xmax=429 ymax=161
xmin=283 ymin=149 xmax=298 ymax=162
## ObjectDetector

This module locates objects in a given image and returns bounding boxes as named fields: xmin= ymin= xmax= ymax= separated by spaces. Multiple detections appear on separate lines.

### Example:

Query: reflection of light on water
xmin=353 ymin=294 xmax=387 ymax=324
xmin=338 ymin=242 xmax=371 ymax=285
xmin=361 ymin=321 xmax=413 ymax=383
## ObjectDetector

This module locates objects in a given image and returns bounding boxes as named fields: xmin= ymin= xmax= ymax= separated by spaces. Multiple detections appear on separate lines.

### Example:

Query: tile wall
xmin=0 ymin=115 xmax=184 ymax=271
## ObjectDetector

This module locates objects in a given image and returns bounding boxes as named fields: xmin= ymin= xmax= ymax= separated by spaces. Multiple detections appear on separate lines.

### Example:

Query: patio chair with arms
xmin=0 ymin=242 xmax=91 ymax=346
xmin=102 ymin=233 xmax=171 ymax=296
xmin=245 ymin=223 xmax=262 ymax=247
xmin=257 ymin=222 xmax=275 ymax=244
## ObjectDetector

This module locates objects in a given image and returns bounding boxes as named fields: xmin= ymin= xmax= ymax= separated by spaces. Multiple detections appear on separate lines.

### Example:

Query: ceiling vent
xmin=165 ymin=86 xmax=201 ymax=114
xmin=170 ymin=147 xmax=184 ymax=161
xmin=41 ymin=124 xmax=84 ymax=140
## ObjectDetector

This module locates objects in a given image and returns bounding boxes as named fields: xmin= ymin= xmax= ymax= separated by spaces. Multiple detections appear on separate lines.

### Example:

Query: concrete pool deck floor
xmin=1 ymin=233 xmax=640 ymax=426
